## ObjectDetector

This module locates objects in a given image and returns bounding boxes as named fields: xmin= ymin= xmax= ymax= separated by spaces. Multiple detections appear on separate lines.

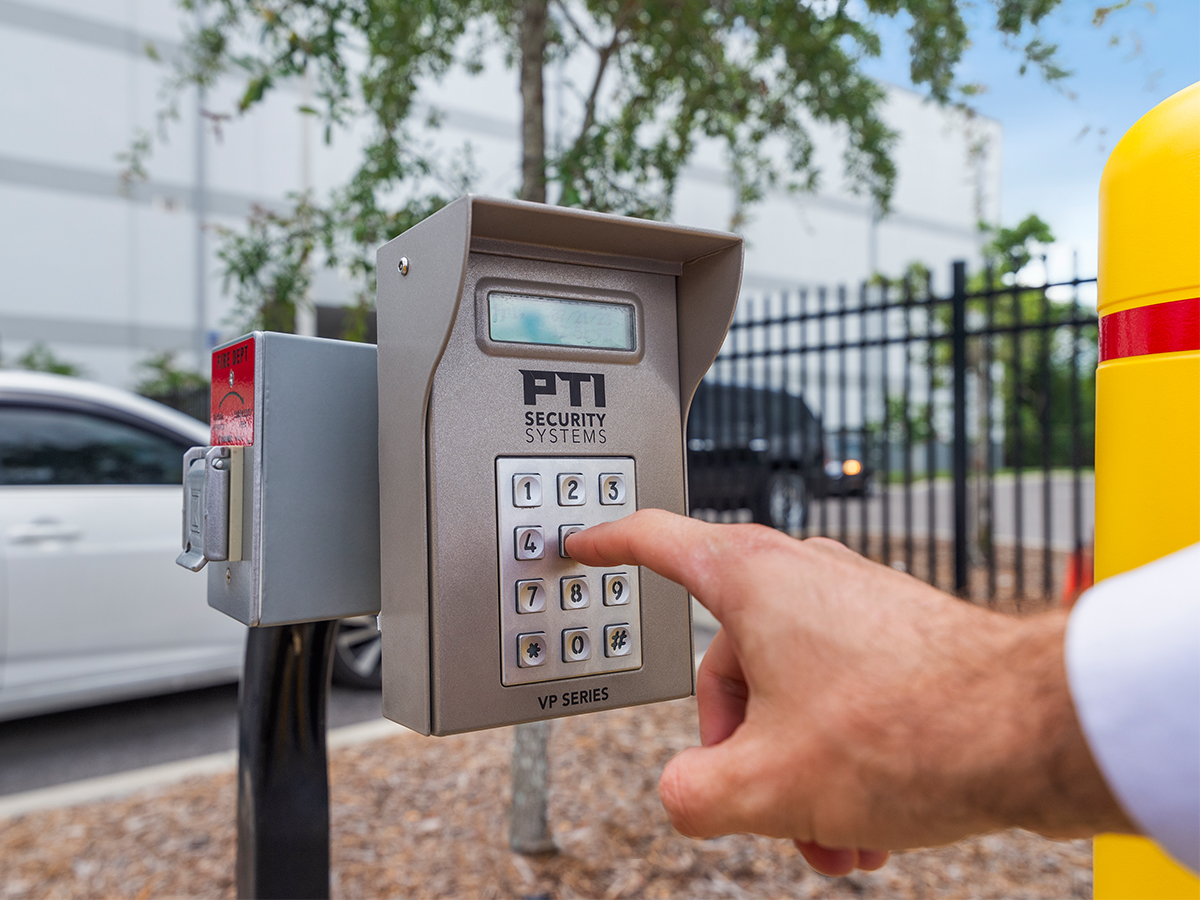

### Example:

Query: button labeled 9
xmin=602 ymin=573 xmax=630 ymax=606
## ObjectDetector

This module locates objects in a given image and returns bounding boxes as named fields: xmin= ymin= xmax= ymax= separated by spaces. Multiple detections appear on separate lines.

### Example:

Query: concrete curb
xmin=0 ymin=718 xmax=405 ymax=820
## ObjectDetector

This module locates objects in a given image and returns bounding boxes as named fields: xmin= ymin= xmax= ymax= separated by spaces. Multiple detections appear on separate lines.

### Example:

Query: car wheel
xmin=757 ymin=471 xmax=808 ymax=532
xmin=331 ymin=616 xmax=382 ymax=689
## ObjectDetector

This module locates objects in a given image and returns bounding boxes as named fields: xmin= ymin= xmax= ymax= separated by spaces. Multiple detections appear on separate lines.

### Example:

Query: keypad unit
xmin=496 ymin=456 xmax=641 ymax=686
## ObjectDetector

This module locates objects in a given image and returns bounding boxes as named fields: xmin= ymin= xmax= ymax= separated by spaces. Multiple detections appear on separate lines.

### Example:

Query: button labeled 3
xmin=599 ymin=473 xmax=626 ymax=505
xmin=514 ymin=526 xmax=544 ymax=560
xmin=557 ymin=473 xmax=585 ymax=506
xmin=513 ymin=474 xmax=542 ymax=508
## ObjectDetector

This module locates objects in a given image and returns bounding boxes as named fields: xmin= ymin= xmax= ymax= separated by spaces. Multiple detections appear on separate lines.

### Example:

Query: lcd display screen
xmin=488 ymin=292 xmax=635 ymax=351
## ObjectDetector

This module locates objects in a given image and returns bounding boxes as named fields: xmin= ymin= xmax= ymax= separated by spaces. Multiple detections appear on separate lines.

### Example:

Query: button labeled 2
xmin=557 ymin=473 xmax=585 ymax=506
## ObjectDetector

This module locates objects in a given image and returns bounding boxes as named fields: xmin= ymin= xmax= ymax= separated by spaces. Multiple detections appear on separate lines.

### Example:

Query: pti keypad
xmin=496 ymin=456 xmax=641 ymax=686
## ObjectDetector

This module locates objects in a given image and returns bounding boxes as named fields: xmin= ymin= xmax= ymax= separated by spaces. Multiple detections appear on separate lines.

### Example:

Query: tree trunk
xmin=510 ymin=0 xmax=556 ymax=858
xmin=518 ymin=0 xmax=547 ymax=204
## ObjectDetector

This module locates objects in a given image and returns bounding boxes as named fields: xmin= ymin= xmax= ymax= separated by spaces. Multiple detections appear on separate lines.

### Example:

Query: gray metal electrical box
xmin=177 ymin=332 xmax=381 ymax=627
xmin=376 ymin=195 xmax=743 ymax=735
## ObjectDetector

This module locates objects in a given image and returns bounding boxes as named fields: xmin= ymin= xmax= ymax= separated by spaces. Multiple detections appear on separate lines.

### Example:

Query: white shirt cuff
xmin=1065 ymin=543 xmax=1200 ymax=872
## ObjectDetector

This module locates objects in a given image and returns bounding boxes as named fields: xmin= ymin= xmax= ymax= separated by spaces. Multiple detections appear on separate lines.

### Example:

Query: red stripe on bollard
xmin=1099 ymin=296 xmax=1200 ymax=361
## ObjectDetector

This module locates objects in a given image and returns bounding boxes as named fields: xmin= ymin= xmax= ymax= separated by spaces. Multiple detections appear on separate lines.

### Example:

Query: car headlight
xmin=842 ymin=459 xmax=862 ymax=476
xmin=824 ymin=460 xmax=843 ymax=478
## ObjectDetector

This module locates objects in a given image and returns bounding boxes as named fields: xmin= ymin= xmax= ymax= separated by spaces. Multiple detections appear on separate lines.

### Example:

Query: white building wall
xmin=0 ymin=0 xmax=1001 ymax=388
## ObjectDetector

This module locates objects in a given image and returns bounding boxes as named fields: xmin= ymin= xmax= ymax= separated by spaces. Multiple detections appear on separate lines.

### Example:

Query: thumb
xmin=659 ymin=739 xmax=758 ymax=839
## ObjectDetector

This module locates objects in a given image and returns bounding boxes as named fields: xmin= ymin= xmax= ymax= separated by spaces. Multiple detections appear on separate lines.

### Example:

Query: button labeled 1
xmin=513 ymin=474 xmax=542 ymax=507
xmin=599 ymin=473 xmax=626 ymax=505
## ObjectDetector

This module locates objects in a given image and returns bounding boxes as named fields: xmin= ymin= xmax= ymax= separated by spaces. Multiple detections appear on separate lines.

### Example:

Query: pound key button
xmin=603 ymin=623 xmax=634 ymax=658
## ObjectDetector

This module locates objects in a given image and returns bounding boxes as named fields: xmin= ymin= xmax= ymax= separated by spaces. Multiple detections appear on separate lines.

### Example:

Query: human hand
xmin=564 ymin=509 xmax=1132 ymax=875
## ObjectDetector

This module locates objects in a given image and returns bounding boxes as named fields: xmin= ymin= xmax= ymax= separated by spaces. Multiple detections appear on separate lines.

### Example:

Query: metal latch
xmin=176 ymin=445 xmax=243 ymax=571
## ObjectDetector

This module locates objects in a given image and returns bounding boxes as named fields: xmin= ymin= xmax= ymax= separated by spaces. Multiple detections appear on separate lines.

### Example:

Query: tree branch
xmin=568 ymin=3 xmax=636 ymax=161
xmin=550 ymin=0 xmax=596 ymax=52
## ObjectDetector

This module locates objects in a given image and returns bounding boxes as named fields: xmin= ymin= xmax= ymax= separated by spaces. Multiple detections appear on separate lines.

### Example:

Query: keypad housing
xmin=496 ymin=456 xmax=641 ymax=685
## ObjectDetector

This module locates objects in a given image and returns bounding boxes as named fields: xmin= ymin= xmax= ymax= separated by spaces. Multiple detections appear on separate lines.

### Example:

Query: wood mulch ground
xmin=0 ymin=697 xmax=1090 ymax=899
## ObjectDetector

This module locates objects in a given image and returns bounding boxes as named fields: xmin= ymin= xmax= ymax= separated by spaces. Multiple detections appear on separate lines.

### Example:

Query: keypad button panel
xmin=497 ymin=456 xmax=641 ymax=686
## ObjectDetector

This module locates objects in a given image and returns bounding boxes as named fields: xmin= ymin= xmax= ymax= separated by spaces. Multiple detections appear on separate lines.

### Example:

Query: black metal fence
xmin=687 ymin=261 xmax=1099 ymax=608
xmin=144 ymin=385 xmax=210 ymax=423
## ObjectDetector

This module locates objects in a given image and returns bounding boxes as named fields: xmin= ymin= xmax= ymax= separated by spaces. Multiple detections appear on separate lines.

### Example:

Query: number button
xmin=557 ymin=473 xmax=585 ymax=506
xmin=599 ymin=474 xmax=626 ymax=505
xmin=558 ymin=524 xmax=584 ymax=558
xmin=603 ymin=624 xmax=633 ymax=658
xmin=517 ymin=633 xmax=548 ymax=667
xmin=602 ymin=573 xmax=630 ymax=606
xmin=560 ymin=576 xmax=589 ymax=610
xmin=513 ymin=474 xmax=542 ymax=508
xmin=514 ymin=526 xmax=544 ymax=560
xmin=516 ymin=579 xmax=545 ymax=614
xmin=562 ymin=628 xmax=591 ymax=662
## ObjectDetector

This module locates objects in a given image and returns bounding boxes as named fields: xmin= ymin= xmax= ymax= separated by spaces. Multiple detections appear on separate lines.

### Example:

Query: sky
xmin=860 ymin=0 xmax=1199 ymax=281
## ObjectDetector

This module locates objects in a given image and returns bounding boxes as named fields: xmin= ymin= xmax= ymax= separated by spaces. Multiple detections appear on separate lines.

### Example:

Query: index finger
xmin=563 ymin=508 xmax=769 ymax=622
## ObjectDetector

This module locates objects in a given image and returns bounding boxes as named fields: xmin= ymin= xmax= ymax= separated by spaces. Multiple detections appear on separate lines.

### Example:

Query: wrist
xmin=972 ymin=610 xmax=1135 ymax=838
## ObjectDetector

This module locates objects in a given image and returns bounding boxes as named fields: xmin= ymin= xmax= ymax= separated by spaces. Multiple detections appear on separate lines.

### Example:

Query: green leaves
xmin=154 ymin=0 xmax=1074 ymax=333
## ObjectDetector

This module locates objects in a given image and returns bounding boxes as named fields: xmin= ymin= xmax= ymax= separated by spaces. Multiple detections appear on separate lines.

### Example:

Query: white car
xmin=0 ymin=371 xmax=245 ymax=721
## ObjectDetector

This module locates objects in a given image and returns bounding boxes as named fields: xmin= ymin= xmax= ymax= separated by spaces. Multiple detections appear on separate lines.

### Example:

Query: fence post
xmin=236 ymin=621 xmax=336 ymax=900
xmin=951 ymin=261 xmax=969 ymax=596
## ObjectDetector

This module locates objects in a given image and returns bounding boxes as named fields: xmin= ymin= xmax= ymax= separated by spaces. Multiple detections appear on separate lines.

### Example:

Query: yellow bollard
xmin=1094 ymin=81 xmax=1200 ymax=899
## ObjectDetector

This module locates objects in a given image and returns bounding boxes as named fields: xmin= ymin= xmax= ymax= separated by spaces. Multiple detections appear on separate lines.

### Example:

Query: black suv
xmin=686 ymin=381 xmax=825 ymax=530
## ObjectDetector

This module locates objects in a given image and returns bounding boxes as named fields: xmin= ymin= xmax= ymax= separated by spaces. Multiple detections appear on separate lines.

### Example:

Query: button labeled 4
xmin=514 ymin=526 xmax=544 ymax=560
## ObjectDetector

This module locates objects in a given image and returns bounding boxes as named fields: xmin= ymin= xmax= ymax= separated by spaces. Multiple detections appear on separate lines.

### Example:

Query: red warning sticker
xmin=211 ymin=338 xmax=255 ymax=446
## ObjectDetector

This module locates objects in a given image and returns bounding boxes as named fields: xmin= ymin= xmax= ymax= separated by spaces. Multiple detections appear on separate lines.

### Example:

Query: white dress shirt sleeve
xmin=1065 ymin=543 xmax=1200 ymax=872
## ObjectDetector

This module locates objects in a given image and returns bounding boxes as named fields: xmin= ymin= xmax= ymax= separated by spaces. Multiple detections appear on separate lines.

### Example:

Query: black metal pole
xmin=236 ymin=621 xmax=337 ymax=900
xmin=951 ymin=261 xmax=969 ymax=596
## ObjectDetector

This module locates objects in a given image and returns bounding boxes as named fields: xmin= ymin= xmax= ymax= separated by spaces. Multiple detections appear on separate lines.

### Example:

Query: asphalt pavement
xmin=0 ymin=682 xmax=382 ymax=797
